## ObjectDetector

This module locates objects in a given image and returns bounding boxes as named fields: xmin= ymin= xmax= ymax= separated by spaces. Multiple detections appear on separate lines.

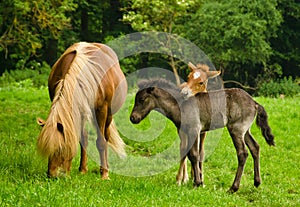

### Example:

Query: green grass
xmin=0 ymin=83 xmax=299 ymax=206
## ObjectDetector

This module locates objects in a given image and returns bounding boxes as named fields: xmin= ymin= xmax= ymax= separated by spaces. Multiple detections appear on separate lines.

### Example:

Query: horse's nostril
xmin=130 ymin=115 xmax=140 ymax=124
xmin=130 ymin=116 xmax=135 ymax=123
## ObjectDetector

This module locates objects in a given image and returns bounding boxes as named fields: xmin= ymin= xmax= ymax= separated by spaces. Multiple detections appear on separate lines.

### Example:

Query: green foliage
xmin=0 ymin=61 xmax=50 ymax=87
xmin=257 ymin=76 xmax=300 ymax=97
xmin=270 ymin=0 xmax=300 ymax=78
xmin=0 ymin=0 xmax=77 ymax=71
xmin=0 ymin=84 xmax=299 ymax=206
xmin=123 ymin=0 xmax=201 ymax=33
xmin=186 ymin=0 xmax=282 ymax=67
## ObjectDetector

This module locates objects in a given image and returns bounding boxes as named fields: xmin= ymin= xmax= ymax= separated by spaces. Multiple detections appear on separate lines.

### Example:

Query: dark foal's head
xmin=130 ymin=79 xmax=182 ymax=124
xmin=130 ymin=87 xmax=157 ymax=124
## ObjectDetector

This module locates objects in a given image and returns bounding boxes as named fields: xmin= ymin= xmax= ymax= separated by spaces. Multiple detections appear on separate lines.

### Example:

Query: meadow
xmin=0 ymin=80 xmax=299 ymax=206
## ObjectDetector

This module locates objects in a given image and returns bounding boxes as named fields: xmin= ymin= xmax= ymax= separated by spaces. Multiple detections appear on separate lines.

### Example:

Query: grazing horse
xmin=37 ymin=42 xmax=127 ymax=179
xmin=177 ymin=62 xmax=220 ymax=185
xmin=130 ymin=79 xmax=274 ymax=192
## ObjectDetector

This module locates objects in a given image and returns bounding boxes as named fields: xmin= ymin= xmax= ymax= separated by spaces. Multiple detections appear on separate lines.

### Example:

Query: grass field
xmin=0 ymin=82 xmax=299 ymax=206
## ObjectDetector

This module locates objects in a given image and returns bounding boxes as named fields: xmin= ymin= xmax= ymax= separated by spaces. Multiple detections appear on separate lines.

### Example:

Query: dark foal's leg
xmin=187 ymin=132 xmax=202 ymax=187
xmin=79 ymin=128 xmax=88 ymax=174
xmin=244 ymin=130 xmax=261 ymax=187
xmin=228 ymin=128 xmax=249 ymax=193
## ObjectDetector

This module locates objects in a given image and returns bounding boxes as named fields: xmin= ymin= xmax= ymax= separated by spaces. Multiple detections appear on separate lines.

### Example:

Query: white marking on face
xmin=193 ymin=71 xmax=201 ymax=79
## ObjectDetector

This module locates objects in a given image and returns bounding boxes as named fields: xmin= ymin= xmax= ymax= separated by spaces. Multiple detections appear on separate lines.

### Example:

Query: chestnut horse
xmin=177 ymin=62 xmax=220 ymax=185
xmin=37 ymin=42 xmax=127 ymax=179
xmin=130 ymin=79 xmax=274 ymax=192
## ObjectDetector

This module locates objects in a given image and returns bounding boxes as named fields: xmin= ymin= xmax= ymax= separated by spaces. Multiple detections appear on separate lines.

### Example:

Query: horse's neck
xmin=155 ymin=89 xmax=182 ymax=127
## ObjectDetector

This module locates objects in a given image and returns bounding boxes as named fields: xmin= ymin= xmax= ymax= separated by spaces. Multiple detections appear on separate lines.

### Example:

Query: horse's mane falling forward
xmin=37 ymin=42 xmax=127 ymax=178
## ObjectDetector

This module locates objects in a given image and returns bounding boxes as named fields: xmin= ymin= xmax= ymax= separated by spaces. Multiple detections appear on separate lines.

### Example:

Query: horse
xmin=37 ymin=42 xmax=127 ymax=179
xmin=177 ymin=62 xmax=220 ymax=185
xmin=130 ymin=78 xmax=274 ymax=192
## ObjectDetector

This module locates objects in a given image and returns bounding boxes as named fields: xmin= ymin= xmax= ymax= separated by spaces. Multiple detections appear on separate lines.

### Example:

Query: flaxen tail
xmin=107 ymin=119 xmax=126 ymax=158
xmin=256 ymin=104 xmax=275 ymax=146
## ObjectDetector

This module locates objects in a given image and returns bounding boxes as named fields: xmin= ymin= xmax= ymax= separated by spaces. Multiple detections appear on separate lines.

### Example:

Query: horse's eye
xmin=199 ymin=82 xmax=204 ymax=85
xmin=138 ymin=98 xmax=145 ymax=103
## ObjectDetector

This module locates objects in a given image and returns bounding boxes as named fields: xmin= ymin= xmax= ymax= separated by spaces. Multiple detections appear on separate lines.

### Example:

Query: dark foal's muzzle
xmin=130 ymin=113 xmax=141 ymax=124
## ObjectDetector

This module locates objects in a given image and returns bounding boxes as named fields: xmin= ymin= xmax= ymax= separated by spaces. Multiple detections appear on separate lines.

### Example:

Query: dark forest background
xmin=0 ymin=0 xmax=299 ymax=96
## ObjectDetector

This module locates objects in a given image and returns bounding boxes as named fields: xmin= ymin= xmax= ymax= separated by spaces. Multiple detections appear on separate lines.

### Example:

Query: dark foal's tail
xmin=256 ymin=104 xmax=275 ymax=146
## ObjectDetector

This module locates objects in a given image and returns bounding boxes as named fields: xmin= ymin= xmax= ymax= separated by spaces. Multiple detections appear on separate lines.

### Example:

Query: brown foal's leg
xmin=199 ymin=132 xmax=206 ymax=184
xmin=177 ymin=131 xmax=189 ymax=185
xmin=244 ymin=130 xmax=261 ymax=187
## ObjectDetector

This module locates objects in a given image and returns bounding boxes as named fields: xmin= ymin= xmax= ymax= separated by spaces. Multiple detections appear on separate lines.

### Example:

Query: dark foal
xmin=130 ymin=79 xmax=274 ymax=192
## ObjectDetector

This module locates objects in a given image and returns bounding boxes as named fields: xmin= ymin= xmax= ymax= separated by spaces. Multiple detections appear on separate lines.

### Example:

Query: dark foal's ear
xmin=137 ymin=79 xmax=148 ymax=89
xmin=146 ymin=87 xmax=155 ymax=94
xmin=57 ymin=123 xmax=64 ymax=134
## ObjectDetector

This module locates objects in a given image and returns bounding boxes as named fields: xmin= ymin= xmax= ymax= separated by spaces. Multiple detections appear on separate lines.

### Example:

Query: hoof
xmin=79 ymin=167 xmax=88 ymax=175
xmin=227 ymin=187 xmax=238 ymax=193
xmin=176 ymin=180 xmax=182 ymax=186
xmin=254 ymin=180 xmax=261 ymax=188
xmin=193 ymin=181 xmax=204 ymax=188
xmin=101 ymin=176 xmax=110 ymax=180
xmin=100 ymin=166 xmax=109 ymax=180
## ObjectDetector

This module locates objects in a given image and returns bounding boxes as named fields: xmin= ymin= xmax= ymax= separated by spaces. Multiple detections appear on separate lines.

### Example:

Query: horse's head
xmin=181 ymin=62 xmax=221 ymax=99
xmin=130 ymin=86 xmax=157 ymax=124
xmin=37 ymin=117 xmax=70 ymax=177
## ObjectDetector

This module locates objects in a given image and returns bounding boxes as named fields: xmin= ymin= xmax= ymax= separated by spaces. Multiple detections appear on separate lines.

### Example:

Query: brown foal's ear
xmin=37 ymin=117 xmax=45 ymax=127
xmin=196 ymin=63 xmax=210 ymax=72
xmin=188 ymin=62 xmax=197 ymax=71
xmin=207 ymin=70 xmax=221 ymax=79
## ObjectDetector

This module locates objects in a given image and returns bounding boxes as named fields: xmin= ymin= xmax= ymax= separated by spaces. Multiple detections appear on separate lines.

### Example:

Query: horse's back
xmin=194 ymin=88 xmax=257 ymax=130
xmin=47 ymin=42 xmax=127 ymax=112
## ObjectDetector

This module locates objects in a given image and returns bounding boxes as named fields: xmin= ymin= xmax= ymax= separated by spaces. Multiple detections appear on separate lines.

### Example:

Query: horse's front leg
xmin=95 ymin=105 xmax=110 ymax=180
xmin=79 ymin=127 xmax=88 ymax=174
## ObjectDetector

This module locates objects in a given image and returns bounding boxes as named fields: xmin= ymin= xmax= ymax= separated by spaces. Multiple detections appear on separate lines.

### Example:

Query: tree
xmin=270 ymin=0 xmax=300 ymax=78
xmin=0 ymin=0 xmax=77 ymax=72
xmin=122 ymin=0 xmax=202 ymax=85
xmin=185 ymin=0 xmax=282 ymax=86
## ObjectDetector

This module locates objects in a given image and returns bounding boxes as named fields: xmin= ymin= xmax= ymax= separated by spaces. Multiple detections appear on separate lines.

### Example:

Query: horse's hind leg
xmin=228 ymin=128 xmax=248 ymax=193
xmin=245 ymin=130 xmax=261 ymax=187
xmin=95 ymin=105 xmax=110 ymax=180
xmin=199 ymin=132 xmax=206 ymax=184
xmin=79 ymin=128 xmax=88 ymax=174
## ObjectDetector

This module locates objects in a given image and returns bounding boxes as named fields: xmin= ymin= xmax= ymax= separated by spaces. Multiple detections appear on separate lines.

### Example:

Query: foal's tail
xmin=107 ymin=119 xmax=127 ymax=158
xmin=256 ymin=104 xmax=275 ymax=146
